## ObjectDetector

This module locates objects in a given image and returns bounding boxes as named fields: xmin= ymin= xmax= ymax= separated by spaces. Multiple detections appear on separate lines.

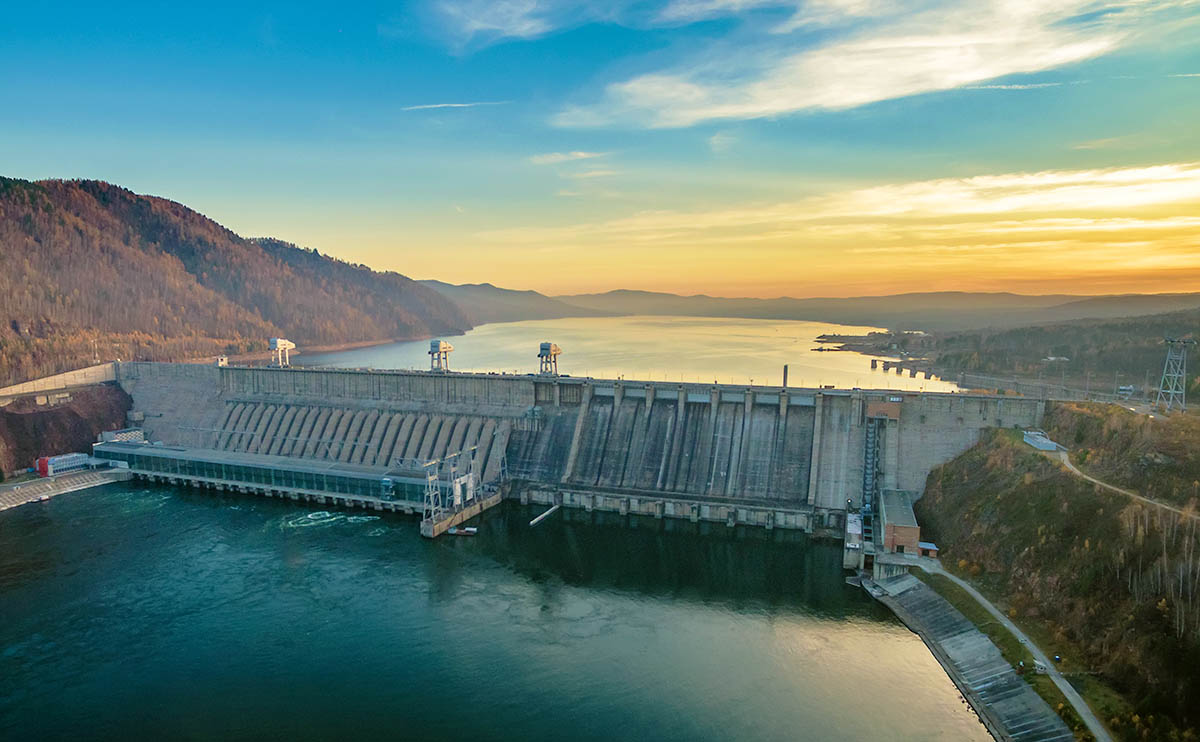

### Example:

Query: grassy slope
xmin=916 ymin=416 xmax=1200 ymax=742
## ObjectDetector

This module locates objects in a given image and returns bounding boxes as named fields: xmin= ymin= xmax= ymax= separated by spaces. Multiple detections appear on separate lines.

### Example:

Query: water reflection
xmin=298 ymin=315 xmax=958 ymax=392
xmin=469 ymin=505 xmax=863 ymax=614
xmin=0 ymin=486 xmax=987 ymax=741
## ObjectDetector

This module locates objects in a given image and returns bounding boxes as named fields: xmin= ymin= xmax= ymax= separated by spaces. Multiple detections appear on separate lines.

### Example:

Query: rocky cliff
xmin=0 ymin=386 xmax=131 ymax=478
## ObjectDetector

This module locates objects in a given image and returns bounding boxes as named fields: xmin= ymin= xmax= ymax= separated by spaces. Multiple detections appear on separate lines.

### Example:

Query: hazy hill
xmin=0 ymin=178 xmax=469 ymax=386
xmin=554 ymin=290 xmax=1200 ymax=331
xmin=1044 ymin=293 xmax=1200 ymax=321
xmin=418 ymin=280 xmax=610 ymax=324
xmin=419 ymin=279 xmax=1200 ymax=334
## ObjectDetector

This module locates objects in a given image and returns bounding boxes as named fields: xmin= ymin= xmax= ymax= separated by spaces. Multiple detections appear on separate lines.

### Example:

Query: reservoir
xmin=297 ymin=315 xmax=958 ymax=392
xmin=0 ymin=484 xmax=989 ymax=741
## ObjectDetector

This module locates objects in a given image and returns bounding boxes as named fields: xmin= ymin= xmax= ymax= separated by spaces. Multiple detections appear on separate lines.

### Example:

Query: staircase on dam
xmin=862 ymin=416 xmax=883 ymax=514
xmin=113 ymin=363 xmax=1046 ymax=533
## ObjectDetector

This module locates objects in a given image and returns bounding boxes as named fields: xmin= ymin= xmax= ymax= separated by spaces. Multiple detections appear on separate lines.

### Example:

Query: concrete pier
xmin=0 ymin=469 xmax=132 ymax=513
xmin=866 ymin=575 xmax=1074 ymax=742
xmin=420 ymin=491 xmax=503 ymax=538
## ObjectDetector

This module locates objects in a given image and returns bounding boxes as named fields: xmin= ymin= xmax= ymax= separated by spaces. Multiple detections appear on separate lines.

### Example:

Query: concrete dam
xmin=106 ymin=361 xmax=1043 ymax=533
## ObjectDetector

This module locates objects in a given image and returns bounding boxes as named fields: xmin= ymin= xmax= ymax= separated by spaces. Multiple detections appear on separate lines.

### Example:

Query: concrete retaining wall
xmin=116 ymin=362 xmax=225 ymax=445
xmin=0 ymin=363 xmax=118 ymax=400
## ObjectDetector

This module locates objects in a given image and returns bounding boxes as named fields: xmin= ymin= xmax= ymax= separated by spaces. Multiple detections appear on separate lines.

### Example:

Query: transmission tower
xmin=1156 ymin=338 xmax=1196 ymax=412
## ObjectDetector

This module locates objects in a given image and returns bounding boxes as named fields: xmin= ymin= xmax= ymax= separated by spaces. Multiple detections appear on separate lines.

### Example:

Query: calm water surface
xmin=0 ymin=485 xmax=987 ymax=740
xmin=297 ymin=315 xmax=958 ymax=392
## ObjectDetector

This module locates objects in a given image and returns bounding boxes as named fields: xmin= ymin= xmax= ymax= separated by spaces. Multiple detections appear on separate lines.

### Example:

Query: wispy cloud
xmin=529 ymin=151 xmax=607 ymax=165
xmin=1071 ymin=133 xmax=1164 ymax=150
xmin=402 ymin=101 xmax=510 ymax=111
xmin=569 ymin=169 xmax=619 ymax=178
xmin=476 ymin=162 xmax=1200 ymax=244
xmin=1171 ymin=72 xmax=1200 ymax=77
xmin=814 ymin=163 xmax=1200 ymax=217
xmin=555 ymin=0 xmax=1193 ymax=128
xmin=964 ymin=83 xmax=1063 ymax=90
xmin=433 ymin=0 xmax=555 ymax=43
xmin=708 ymin=131 xmax=737 ymax=153
xmin=429 ymin=0 xmax=634 ymax=47
xmin=656 ymin=0 xmax=788 ymax=23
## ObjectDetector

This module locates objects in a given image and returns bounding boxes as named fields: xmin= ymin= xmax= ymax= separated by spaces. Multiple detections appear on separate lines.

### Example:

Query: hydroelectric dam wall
xmin=113 ymin=362 xmax=1043 ymax=532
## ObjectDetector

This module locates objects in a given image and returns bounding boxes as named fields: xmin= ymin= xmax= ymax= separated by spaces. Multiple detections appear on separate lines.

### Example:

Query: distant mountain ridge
xmin=555 ymin=289 xmax=1200 ymax=330
xmin=0 ymin=177 xmax=469 ymax=385
xmin=417 ymin=280 xmax=612 ymax=324
xmin=422 ymin=281 xmax=1200 ymax=331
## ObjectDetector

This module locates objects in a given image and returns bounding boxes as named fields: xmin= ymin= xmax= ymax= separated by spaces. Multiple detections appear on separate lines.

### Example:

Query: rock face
xmin=0 ymin=385 xmax=131 ymax=478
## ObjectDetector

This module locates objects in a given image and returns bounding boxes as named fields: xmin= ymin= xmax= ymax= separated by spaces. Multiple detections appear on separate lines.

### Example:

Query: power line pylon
xmin=1156 ymin=338 xmax=1196 ymax=413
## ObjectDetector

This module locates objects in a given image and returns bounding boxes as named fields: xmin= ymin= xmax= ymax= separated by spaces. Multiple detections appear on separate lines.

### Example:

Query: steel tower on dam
xmin=113 ymin=362 xmax=1043 ymax=533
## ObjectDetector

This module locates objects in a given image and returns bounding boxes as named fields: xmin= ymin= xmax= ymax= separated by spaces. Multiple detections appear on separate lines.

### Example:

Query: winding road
xmin=1044 ymin=449 xmax=1197 ymax=521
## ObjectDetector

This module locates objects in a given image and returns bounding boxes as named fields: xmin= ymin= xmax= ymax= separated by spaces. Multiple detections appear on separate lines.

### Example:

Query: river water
xmin=0 ymin=484 xmax=988 ymax=740
xmin=296 ymin=315 xmax=958 ymax=392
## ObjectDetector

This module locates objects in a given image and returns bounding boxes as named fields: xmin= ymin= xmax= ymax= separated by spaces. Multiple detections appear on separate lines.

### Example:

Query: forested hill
xmin=931 ymin=307 xmax=1200 ymax=386
xmin=0 ymin=178 xmax=470 ymax=386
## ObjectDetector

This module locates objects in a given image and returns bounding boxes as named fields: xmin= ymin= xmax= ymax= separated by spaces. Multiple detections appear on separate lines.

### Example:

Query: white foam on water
xmin=281 ymin=511 xmax=345 ymax=529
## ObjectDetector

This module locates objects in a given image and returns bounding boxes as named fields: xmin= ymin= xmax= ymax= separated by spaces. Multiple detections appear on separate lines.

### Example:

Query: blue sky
xmin=3 ymin=1 xmax=1200 ymax=296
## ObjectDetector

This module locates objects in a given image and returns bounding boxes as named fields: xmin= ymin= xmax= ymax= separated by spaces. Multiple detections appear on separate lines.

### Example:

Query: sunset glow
xmin=3 ymin=1 xmax=1199 ymax=296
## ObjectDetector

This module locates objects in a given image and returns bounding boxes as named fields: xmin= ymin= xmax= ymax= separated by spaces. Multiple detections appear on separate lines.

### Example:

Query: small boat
xmin=447 ymin=526 xmax=477 ymax=536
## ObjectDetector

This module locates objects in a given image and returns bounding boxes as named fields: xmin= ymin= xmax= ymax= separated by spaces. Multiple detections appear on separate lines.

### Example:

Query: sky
xmin=3 ymin=0 xmax=1200 ymax=297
